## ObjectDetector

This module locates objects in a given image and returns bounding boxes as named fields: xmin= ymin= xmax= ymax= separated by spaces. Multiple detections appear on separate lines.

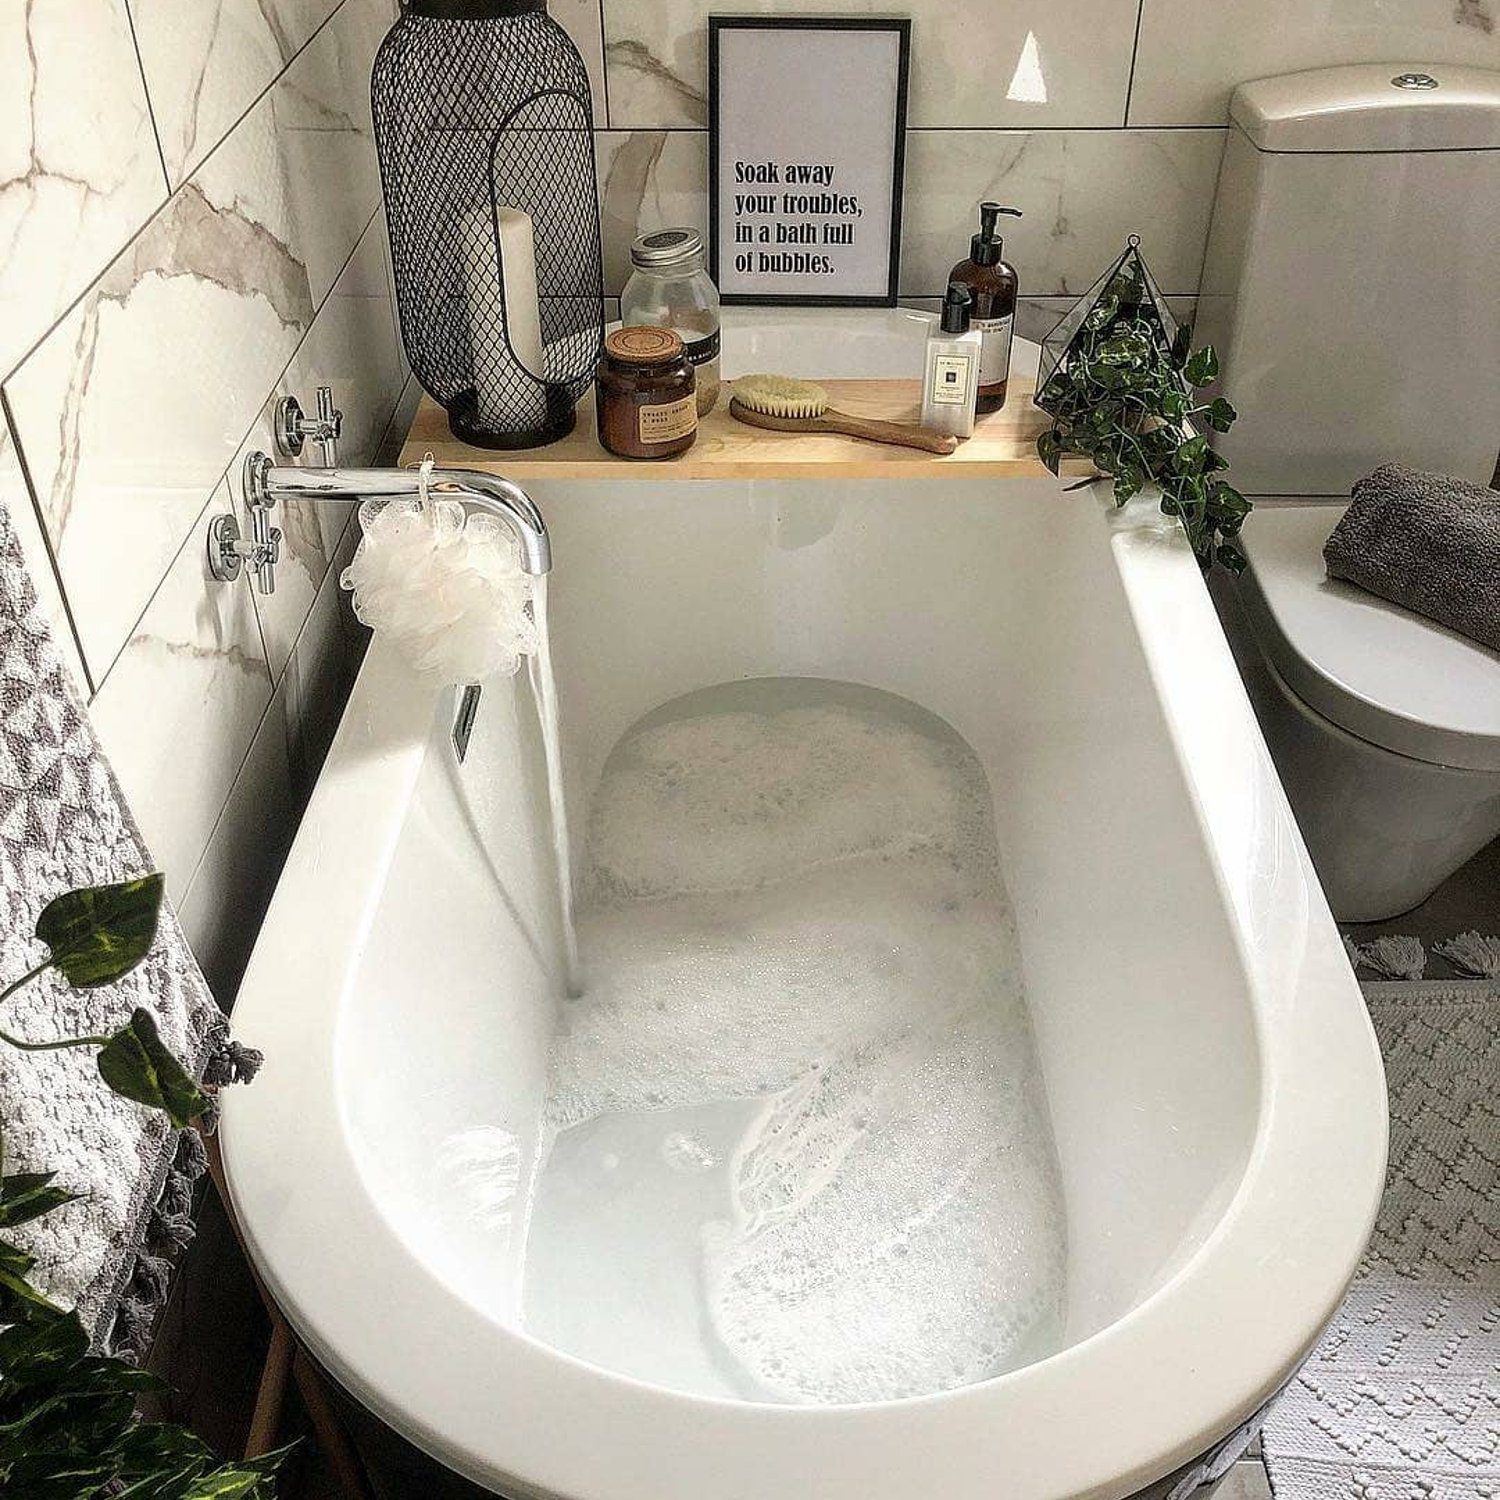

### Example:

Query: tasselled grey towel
xmin=0 ymin=494 xmax=227 ymax=1359
xmin=1323 ymin=463 xmax=1500 ymax=654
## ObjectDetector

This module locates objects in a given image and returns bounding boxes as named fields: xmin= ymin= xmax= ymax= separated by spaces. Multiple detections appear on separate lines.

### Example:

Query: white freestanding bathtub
xmin=222 ymin=311 xmax=1386 ymax=1500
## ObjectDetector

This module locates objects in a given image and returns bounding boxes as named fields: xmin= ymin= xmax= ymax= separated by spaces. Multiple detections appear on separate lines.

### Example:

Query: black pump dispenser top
xmin=970 ymin=202 xmax=1022 ymax=268
xmin=941 ymin=282 xmax=973 ymax=335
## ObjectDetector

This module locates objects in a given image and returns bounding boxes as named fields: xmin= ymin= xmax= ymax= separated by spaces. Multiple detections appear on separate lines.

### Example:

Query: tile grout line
xmin=371 ymin=371 xmax=418 ymax=469
xmin=120 ymin=0 xmax=173 ymax=197
xmin=1 ymin=391 xmax=96 ymax=697
xmin=595 ymin=123 xmax=1228 ymax=135
xmin=1122 ymin=0 xmax=1148 ymax=129
xmin=158 ymin=0 xmax=355 ymax=189
xmin=0 ymin=0 xmax=356 ymax=390
xmin=88 ymin=204 xmax=385 ymax=700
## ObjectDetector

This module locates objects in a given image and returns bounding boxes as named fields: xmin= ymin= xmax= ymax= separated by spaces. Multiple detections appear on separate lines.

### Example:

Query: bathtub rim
xmin=220 ymin=485 xmax=1387 ymax=1500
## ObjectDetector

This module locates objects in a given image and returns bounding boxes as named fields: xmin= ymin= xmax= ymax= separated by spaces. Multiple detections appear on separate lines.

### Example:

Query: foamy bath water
xmin=521 ymin=680 xmax=1067 ymax=1404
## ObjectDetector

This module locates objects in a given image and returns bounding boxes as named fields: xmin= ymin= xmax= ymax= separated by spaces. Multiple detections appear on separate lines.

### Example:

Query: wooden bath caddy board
xmin=399 ymin=376 xmax=1086 ymax=481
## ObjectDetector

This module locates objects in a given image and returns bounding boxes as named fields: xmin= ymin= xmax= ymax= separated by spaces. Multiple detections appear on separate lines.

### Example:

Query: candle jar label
xmin=638 ymin=395 xmax=698 ymax=445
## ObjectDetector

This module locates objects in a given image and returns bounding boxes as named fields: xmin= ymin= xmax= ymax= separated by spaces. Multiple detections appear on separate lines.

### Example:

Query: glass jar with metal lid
xmin=620 ymin=228 xmax=721 ymax=415
xmin=595 ymin=326 xmax=698 ymax=460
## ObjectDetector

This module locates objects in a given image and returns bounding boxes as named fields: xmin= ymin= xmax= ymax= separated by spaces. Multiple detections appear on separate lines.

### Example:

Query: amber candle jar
xmin=595 ymin=327 xmax=698 ymax=460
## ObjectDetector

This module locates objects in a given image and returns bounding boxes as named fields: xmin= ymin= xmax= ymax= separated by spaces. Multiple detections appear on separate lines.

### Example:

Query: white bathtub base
xmin=222 ymin=317 xmax=1385 ymax=1500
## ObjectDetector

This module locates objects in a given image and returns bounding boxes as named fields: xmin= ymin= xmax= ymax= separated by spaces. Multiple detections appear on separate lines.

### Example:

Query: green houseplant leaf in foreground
xmin=0 ymin=879 xmax=280 ymax=1496
xmin=35 ymin=873 xmax=165 ymax=989
xmin=96 ymin=1009 xmax=208 ymax=1129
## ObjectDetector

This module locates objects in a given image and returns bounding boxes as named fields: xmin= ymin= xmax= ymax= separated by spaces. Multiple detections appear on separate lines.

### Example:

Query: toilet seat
xmin=1236 ymin=500 xmax=1500 ymax=773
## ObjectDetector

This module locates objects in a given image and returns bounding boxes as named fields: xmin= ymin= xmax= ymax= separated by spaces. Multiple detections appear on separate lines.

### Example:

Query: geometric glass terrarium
xmin=1035 ymin=236 xmax=1180 ymax=417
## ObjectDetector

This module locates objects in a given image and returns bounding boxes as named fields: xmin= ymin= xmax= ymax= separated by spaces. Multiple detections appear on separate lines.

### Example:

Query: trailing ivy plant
xmin=1036 ymin=259 xmax=1253 ymax=571
xmin=0 ymin=873 xmax=285 ymax=1498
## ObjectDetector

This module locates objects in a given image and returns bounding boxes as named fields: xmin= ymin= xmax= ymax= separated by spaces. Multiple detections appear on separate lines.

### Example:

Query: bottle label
xmin=972 ymin=314 xmax=1014 ymax=388
xmin=638 ymin=394 xmax=698 ymax=444
xmin=682 ymin=329 xmax=720 ymax=368
xmin=930 ymin=354 xmax=973 ymax=406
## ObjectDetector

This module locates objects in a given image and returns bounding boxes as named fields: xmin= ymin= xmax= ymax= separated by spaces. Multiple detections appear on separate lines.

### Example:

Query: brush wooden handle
xmin=729 ymin=398 xmax=958 ymax=455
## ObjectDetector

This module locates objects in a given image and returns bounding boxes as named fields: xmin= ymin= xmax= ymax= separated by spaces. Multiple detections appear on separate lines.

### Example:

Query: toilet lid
xmin=1236 ymin=501 xmax=1500 ymax=772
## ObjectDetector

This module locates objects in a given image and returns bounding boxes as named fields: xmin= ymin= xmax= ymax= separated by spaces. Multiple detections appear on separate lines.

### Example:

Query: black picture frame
xmin=708 ymin=15 xmax=910 ymax=307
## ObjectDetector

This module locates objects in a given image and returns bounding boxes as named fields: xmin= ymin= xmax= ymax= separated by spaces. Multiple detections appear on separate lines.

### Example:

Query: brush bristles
xmin=732 ymin=373 xmax=829 ymax=420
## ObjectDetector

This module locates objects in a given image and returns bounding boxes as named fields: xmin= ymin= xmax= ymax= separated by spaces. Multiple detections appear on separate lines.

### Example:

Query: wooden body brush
xmin=729 ymin=374 xmax=959 ymax=456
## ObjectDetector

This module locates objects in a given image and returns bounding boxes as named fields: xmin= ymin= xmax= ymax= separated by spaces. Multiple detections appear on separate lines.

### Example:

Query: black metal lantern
xmin=1034 ymin=236 xmax=1180 ymax=418
xmin=373 ymin=0 xmax=603 ymax=449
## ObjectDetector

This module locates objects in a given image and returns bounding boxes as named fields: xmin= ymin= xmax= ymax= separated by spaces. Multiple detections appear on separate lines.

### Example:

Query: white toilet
xmin=1197 ymin=63 xmax=1500 ymax=921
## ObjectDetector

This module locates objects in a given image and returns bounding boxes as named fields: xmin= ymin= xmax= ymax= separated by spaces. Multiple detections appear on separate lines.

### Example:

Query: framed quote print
xmin=708 ymin=16 xmax=910 ymax=306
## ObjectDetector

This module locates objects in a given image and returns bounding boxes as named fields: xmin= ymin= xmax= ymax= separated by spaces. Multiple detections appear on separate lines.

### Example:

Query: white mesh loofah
xmin=340 ymin=490 xmax=538 ymax=685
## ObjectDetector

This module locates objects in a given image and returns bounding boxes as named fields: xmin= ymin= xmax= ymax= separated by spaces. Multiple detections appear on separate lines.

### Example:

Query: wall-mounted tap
xmin=277 ymin=387 xmax=343 ymax=467
xmin=208 ymin=385 xmax=551 ymax=596
xmin=209 ymin=387 xmax=345 ymax=594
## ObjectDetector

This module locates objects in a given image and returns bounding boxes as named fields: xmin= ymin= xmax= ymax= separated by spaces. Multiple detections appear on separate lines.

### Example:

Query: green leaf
xmin=0 ymin=1171 xmax=80 ymax=1229
xmin=0 ymin=1236 xmax=63 ymax=1320
xmin=1174 ymin=434 xmax=1210 ymax=473
xmin=1202 ymin=395 xmax=1237 ymax=432
xmin=96 ymin=1010 xmax=207 ymax=1128
xmin=1170 ymin=321 xmax=1195 ymax=370
xmin=1182 ymin=344 xmax=1220 ymax=387
xmin=1113 ymin=468 xmax=1145 ymax=506
xmin=35 ymin=875 xmax=164 ymax=990
xmin=1035 ymin=428 xmax=1062 ymax=475
xmin=1210 ymin=480 xmax=1252 ymax=516
xmin=0 ymin=1310 xmax=89 ymax=1386
xmin=180 ymin=1454 xmax=290 ymax=1499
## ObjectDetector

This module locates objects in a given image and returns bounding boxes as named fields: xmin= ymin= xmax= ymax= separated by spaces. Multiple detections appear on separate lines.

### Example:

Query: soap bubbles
xmin=340 ymin=492 xmax=538 ymax=685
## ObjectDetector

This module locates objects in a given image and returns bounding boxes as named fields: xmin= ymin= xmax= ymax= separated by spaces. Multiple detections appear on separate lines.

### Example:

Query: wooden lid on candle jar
xmin=604 ymin=326 xmax=686 ymax=367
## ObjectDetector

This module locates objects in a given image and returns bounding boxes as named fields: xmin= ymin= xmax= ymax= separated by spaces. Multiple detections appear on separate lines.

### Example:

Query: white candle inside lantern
xmin=464 ymin=203 xmax=547 ymax=433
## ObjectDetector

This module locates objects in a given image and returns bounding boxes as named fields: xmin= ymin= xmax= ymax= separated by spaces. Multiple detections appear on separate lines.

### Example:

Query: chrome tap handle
xmin=313 ymin=385 xmax=342 ymax=467
xmin=259 ymin=522 xmax=282 ymax=596
xmin=275 ymin=389 xmax=344 ymax=465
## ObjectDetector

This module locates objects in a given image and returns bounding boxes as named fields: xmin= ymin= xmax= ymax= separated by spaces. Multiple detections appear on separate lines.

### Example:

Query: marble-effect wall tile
xmin=376 ymin=372 xmax=423 ymax=465
xmin=593 ymin=126 xmax=1222 ymax=304
xmin=900 ymin=129 xmax=1226 ymax=298
xmin=269 ymin=0 xmax=389 ymax=304
xmin=549 ymin=0 xmax=609 ymax=123
xmin=601 ymin=0 xmax=1140 ymax=129
xmin=3 ymin=0 xmax=389 ymax=686
xmin=285 ymin=530 xmax=361 ymax=797
xmin=88 ymin=482 xmax=274 ymax=902
xmin=130 ymin=0 xmax=352 ymax=185
xmin=178 ymin=679 xmax=298 ymax=1006
xmin=0 ymin=0 xmax=167 ymax=378
xmin=1129 ymin=0 xmax=1500 ymax=125
xmin=233 ymin=213 xmax=404 ymax=680
xmin=595 ymin=130 xmax=709 ymax=294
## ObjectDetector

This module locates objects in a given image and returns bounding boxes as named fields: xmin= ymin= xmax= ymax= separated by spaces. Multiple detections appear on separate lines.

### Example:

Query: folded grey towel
xmin=1324 ymin=463 xmax=1500 ymax=654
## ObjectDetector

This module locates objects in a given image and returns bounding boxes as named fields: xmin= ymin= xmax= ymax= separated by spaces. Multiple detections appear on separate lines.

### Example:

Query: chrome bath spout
xmin=243 ymin=456 xmax=551 ymax=579
xmin=206 ymin=387 xmax=550 ymax=593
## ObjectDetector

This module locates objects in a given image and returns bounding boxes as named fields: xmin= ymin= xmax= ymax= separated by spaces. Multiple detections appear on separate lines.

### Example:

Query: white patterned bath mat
xmin=1262 ymin=979 xmax=1498 ymax=1500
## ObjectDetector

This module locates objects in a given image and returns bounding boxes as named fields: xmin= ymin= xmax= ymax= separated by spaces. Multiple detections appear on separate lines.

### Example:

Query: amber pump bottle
xmin=949 ymin=203 xmax=1021 ymax=413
